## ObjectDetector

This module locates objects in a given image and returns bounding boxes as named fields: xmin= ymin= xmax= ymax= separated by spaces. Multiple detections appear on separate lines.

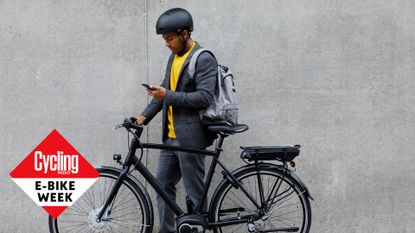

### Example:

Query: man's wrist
xmin=164 ymin=89 xmax=173 ymax=105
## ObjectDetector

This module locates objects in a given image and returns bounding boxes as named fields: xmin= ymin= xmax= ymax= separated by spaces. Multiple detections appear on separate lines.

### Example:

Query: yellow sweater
xmin=167 ymin=41 xmax=196 ymax=138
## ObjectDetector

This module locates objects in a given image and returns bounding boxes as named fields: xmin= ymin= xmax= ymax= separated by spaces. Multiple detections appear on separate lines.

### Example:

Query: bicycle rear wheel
xmin=210 ymin=165 xmax=311 ymax=233
xmin=49 ymin=167 xmax=153 ymax=233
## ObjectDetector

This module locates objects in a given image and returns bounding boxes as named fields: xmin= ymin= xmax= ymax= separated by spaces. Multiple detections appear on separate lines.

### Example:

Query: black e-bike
xmin=49 ymin=118 xmax=313 ymax=233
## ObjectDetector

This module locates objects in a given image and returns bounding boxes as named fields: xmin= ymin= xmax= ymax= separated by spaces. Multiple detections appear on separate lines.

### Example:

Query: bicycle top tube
xmin=141 ymin=142 xmax=219 ymax=156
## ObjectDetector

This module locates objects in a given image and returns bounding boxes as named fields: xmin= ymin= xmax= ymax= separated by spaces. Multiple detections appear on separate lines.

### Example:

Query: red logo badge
xmin=10 ymin=129 xmax=99 ymax=219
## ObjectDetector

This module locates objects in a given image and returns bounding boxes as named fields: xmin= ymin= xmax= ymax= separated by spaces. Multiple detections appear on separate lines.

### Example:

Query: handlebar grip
xmin=124 ymin=118 xmax=143 ymax=131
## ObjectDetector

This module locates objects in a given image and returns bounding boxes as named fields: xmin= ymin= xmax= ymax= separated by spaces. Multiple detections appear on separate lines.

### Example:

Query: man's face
xmin=162 ymin=32 xmax=185 ymax=54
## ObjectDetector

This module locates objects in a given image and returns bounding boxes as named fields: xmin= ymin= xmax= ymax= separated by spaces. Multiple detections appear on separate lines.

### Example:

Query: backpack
xmin=188 ymin=48 xmax=239 ymax=125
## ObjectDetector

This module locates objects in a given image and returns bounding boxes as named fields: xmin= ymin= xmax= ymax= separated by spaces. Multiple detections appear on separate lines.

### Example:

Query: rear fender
xmin=230 ymin=163 xmax=314 ymax=201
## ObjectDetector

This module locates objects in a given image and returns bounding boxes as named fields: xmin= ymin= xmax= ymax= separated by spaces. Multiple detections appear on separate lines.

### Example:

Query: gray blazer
xmin=141 ymin=42 xmax=218 ymax=148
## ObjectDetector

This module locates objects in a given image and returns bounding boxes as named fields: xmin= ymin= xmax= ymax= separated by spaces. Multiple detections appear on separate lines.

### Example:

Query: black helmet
xmin=156 ymin=8 xmax=193 ymax=34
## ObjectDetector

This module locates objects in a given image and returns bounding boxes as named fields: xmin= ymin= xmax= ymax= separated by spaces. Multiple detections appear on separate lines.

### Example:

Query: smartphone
xmin=141 ymin=83 xmax=155 ymax=90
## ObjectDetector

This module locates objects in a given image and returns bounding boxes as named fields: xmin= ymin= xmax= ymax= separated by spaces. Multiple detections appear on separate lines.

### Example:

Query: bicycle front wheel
xmin=210 ymin=165 xmax=311 ymax=233
xmin=49 ymin=167 xmax=153 ymax=233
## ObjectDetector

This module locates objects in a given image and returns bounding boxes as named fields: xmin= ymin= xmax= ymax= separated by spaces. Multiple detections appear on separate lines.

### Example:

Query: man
xmin=135 ymin=8 xmax=218 ymax=233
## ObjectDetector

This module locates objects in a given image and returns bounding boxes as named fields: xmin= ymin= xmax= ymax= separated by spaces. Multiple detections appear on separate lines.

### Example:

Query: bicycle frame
xmin=96 ymin=132 xmax=263 ymax=228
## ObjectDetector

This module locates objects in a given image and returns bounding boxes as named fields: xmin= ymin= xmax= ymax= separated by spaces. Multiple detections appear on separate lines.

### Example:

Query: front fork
xmin=96 ymin=137 xmax=140 ymax=221
xmin=96 ymin=166 xmax=130 ymax=221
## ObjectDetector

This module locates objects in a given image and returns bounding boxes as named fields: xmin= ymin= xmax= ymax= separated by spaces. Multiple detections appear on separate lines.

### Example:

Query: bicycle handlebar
xmin=115 ymin=117 xmax=144 ymax=138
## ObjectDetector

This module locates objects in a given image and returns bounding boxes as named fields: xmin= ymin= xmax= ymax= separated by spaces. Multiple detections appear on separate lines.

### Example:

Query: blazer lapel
xmin=165 ymin=53 xmax=175 ymax=90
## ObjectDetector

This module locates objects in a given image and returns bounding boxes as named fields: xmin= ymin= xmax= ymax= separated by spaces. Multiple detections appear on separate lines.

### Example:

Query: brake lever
xmin=114 ymin=123 xmax=124 ymax=130
xmin=114 ymin=117 xmax=142 ymax=131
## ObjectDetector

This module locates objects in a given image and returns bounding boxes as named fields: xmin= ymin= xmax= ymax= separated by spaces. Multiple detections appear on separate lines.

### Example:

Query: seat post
xmin=216 ymin=134 xmax=226 ymax=150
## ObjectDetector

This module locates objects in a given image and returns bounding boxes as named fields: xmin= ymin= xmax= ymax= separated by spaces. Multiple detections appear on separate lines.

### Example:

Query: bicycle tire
xmin=209 ymin=165 xmax=311 ymax=233
xmin=48 ymin=167 xmax=153 ymax=233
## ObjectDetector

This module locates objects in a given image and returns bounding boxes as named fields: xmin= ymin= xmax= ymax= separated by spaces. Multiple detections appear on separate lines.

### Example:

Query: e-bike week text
xmin=34 ymin=151 xmax=79 ymax=174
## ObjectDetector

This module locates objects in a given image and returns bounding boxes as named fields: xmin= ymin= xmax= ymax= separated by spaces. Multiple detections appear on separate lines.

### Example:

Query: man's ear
xmin=181 ymin=30 xmax=190 ymax=40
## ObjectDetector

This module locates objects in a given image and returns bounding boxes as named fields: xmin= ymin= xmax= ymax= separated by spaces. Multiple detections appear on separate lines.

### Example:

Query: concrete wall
xmin=1 ymin=0 xmax=414 ymax=232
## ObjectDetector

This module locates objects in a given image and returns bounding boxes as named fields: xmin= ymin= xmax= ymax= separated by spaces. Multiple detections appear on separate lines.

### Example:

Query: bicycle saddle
xmin=207 ymin=124 xmax=249 ymax=135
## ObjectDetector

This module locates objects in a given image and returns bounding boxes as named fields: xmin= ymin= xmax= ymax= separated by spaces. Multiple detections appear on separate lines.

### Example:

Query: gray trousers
xmin=156 ymin=138 xmax=207 ymax=233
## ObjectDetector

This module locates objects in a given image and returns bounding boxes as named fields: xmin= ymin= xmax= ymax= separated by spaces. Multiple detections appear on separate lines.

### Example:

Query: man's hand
xmin=147 ymin=85 xmax=166 ymax=101
xmin=134 ymin=115 xmax=146 ymax=125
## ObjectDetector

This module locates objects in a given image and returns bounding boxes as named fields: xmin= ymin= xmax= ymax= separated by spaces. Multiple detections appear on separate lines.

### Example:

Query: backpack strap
xmin=188 ymin=48 xmax=216 ymax=79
